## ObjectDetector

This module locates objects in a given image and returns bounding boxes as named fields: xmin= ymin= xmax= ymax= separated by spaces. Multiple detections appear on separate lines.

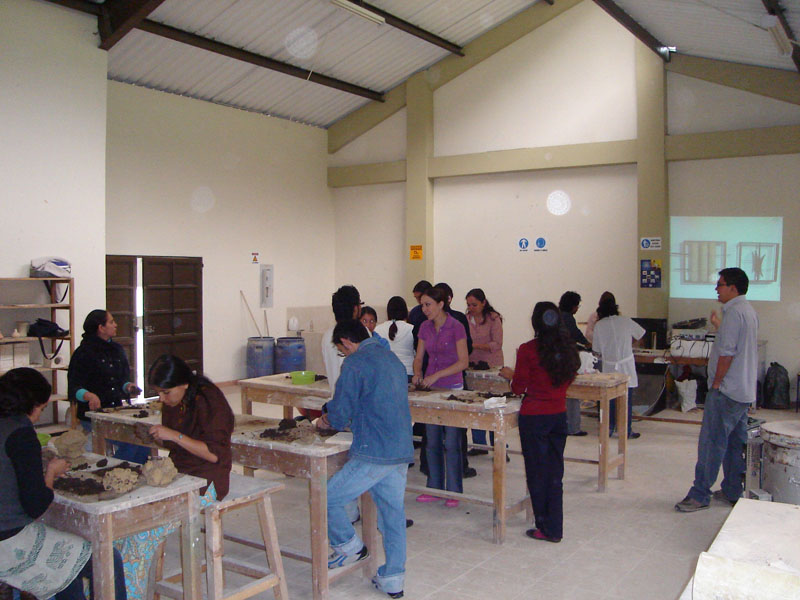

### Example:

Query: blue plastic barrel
xmin=246 ymin=337 xmax=274 ymax=378
xmin=275 ymin=336 xmax=306 ymax=373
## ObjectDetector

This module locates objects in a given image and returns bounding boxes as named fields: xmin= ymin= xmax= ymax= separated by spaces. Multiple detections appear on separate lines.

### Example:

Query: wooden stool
xmin=151 ymin=474 xmax=288 ymax=600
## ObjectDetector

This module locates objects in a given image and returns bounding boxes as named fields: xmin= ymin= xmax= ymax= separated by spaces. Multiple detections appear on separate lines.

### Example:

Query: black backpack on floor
xmin=763 ymin=362 xmax=790 ymax=409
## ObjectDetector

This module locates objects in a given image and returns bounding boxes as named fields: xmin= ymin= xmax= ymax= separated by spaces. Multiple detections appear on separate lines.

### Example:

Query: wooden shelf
xmin=0 ymin=336 xmax=70 ymax=344
xmin=0 ymin=277 xmax=71 ymax=282
xmin=0 ymin=277 xmax=74 ymax=426
xmin=0 ymin=365 xmax=69 ymax=376
xmin=0 ymin=303 xmax=71 ymax=309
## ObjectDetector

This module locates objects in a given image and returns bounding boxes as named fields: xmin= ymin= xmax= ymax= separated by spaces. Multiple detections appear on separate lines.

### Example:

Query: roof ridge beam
xmin=592 ymin=0 xmax=670 ymax=61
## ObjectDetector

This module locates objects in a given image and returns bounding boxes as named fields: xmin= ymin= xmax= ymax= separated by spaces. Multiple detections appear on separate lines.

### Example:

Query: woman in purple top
xmin=412 ymin=287 xmax=469 ymax=507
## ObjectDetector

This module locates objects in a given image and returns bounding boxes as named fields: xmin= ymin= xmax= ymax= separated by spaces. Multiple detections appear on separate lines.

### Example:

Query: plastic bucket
xmin=246 ymin=337 xmax=274 ymax=378
xmin=275 ymin=337 xmax=306 ymax=373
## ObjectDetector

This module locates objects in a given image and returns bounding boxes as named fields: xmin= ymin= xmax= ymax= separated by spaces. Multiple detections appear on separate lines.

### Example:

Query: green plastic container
xmin=37 ymin=432 xmax=51 ymax=447
xmin=290 ymin=370 xmax=316 ymax=385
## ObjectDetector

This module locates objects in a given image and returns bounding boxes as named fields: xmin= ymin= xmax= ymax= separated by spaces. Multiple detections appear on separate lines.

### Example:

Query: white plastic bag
xmin=578 ymin=351 xmax=598 ymax=374
xmin=675 ymin=379 xmax=697 ymax=412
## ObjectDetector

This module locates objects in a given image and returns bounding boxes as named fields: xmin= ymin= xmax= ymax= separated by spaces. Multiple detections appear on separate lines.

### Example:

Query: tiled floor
xmin=160 ymin=389 xmax=797 ymax=600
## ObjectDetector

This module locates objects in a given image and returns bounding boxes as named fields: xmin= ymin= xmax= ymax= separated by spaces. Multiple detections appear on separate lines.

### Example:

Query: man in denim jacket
xmin=318 ymin=319 xmax=413 ymax=598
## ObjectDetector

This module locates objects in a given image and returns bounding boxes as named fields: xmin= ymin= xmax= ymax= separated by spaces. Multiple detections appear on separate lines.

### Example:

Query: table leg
xmin=92 ymin=515 xmax=115 ymax=599
xmin=359 ymin=492 xmax=378 ymax=577
xmin=92 ymin=422 xmax=109 ymax=456
xmin=309 ymin=458 xmax=329 ymax=600
xmin=180 ymin=491 xmax=202 ymax=600
xmin=617 ymin=389 xmax=627 ymax=480
xmin=241 ymin=389 xmax=253 ymax=416
xmin=283 ymin=405 xmax=294 ymax=420
xmin=492 ymin=425 xmax=508 ymax=544
xmin=597 ymin=398 xmax=609 ymax=492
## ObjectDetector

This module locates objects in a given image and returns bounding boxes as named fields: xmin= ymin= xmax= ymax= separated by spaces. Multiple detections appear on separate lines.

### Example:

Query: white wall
xmin=332 ymin=182 xmax=406 ymax=310
xmin=667 ymin=72 xmax=800 ymax=135
xmin=106 ymin=82 xmax=335 ymax=382
xmin=434 ymin=1 xmax=637 ymax=155
xmin=0 ymin=0 xmax=108 ymax=317
xmin=329 ymin=109 xmax=407 ymax=167
xmin=330 ymin=1 xmax=639 ymax=362
xmin=435 ymin=166 xmax=638 ymax=360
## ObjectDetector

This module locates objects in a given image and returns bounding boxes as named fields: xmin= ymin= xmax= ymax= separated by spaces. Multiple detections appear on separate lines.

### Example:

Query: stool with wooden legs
xmin=150 ymin=474 xmax=288 ymax=600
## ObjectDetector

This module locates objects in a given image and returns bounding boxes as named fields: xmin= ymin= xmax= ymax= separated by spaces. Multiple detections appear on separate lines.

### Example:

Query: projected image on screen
xmin=670 ymin=217 xmax=782 ymax=301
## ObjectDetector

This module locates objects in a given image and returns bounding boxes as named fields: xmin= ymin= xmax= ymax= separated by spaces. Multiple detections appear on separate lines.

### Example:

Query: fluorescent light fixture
xmin=761 ymin=13 xmax=793 ymax=57
xmin=330 ymin=0 xmax=385 ymax=25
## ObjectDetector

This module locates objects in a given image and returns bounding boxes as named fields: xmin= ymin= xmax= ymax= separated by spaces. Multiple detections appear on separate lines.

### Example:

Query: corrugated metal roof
xmin=105 ymin=0 xmax=799 ymax=129
xmin=614 ymin=0 xmax=797 ymax=71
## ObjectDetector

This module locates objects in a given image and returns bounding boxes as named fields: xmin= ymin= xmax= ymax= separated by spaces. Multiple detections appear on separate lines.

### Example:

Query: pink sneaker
xmin=445 ymin=499 xmax=459 ymax=508
xmin=416 ymin=494 xmax=441 ymax=503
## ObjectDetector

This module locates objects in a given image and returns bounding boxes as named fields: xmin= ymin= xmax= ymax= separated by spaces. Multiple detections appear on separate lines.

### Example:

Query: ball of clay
xmin=142 ymin=456 xmax=178 ymax=487
xmin=53 ymin=429 xmax=88 ymax=459
xmin=102 ymin=467 xmax=139 ymax=494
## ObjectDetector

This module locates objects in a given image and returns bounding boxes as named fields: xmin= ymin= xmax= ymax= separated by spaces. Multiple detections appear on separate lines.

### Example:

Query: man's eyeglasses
xmin=715 ymin=281 xmax=730 ymax=289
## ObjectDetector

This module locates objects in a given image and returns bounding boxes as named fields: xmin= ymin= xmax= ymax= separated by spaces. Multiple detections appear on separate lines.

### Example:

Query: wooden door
xmin=142 ymin=257 xmax=203 ymax=394
xmin=106 ymin=255 xmax=137 ymax=378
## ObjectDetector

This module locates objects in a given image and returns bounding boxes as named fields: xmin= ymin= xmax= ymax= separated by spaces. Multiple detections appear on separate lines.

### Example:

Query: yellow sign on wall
xmin=409 ymin=245 xmax=423 ymax=260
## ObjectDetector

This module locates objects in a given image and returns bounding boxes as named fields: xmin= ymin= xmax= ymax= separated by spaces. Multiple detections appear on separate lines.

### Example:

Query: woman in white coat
xmin=591 ymin=293 xmax=645 ymax=439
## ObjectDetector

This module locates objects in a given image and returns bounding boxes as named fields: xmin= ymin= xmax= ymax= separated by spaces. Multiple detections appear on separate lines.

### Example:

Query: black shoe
xmin=406 ymin=519 xmax=414 ymax=528
xmin=463 ymin=467 xmax=477 ymax=478
xmin=467 ymin=448 xmax=489 ymax=456
xmin=420 ymin=466 xmax=429 ymax=476
xmin=628 ymin=432 xmax=641 ymax=439
xmin=294 ymin=415 xmax=309 ymax=422
xmin=568 ymin=431 xmax=588 ymax=437
xmin=712 ymin=490 xmax=737 ymax=506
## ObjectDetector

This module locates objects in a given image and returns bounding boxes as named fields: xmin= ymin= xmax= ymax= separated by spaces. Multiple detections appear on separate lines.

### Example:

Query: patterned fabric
xmin=0 ymin=521 xmax=91 ymax=600
xmin=113 ymin=484 xmax=216 ymax=600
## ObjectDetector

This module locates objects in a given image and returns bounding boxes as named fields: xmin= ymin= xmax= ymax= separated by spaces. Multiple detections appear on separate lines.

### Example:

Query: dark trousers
xmin=519 ymin=412 xmax=567 ymax=539
xmin=55 ymin=549 xmax=127 ymax=600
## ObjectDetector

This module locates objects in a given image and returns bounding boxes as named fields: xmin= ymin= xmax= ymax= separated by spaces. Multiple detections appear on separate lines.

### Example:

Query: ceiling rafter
xmin=592 ymin=0 xmax=671 ymax=61
xmin=98 ymin=0 xmax=168 ymax=50
xmin=42 ymin=0 xmax=385 ymax=102
xmin=762 ymin=0 xmax=800 ymax=73
xmin=341 ymin=1 xmax=464 ymax=56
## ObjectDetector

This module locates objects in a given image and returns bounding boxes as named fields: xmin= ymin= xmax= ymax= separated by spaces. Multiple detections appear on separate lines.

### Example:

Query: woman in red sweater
xmin=510 ymin=301 xmax=580 ymax=543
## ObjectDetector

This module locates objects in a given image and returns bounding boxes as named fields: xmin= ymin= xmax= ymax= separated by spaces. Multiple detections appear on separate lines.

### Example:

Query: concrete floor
xmin=160 ymin=387 xmax=798 ymax=600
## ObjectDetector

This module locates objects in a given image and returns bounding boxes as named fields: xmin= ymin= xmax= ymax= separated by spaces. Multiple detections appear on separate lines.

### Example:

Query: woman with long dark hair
xmin=147 ymin=354 xmax=235 ymax=499
xmin=374 ymin=296 xmax=415 ymax=379
xmin=591 ymin=292 xmax=645 ymax=439
xmin=116 ymin=355 xmax=235 ymax=600
xmin=510 ymin=302 xmax=579 ymax=542
xmin=465 ymin=288 xmax=504 ymax=454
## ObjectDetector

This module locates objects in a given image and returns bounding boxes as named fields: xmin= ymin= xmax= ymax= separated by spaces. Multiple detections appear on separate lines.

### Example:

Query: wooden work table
xmin=465 ymin=368 xmax=629 ymax=491
xmin=42 ymin=453 xmax=204 ymax=600
xmin=89 ymin=410 xmax=377 ymax=600
xmin=239 ymin=370 xmax=629 ymax=543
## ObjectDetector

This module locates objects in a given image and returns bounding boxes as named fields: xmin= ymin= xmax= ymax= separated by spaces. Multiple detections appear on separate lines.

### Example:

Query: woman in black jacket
xmin=68 ymin=309 xmax=148 ymax=462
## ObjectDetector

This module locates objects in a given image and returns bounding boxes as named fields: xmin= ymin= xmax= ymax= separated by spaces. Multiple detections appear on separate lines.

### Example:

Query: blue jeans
xmin=471 ymin=429 xmax=494 ymax=446
xmin=327 ymin=460 xmax=408 ymax=594
xmin=609 ymin=388 xmax=635 ymax=436
xmin=425 ymin=424 xmax=463 ymax=493
xmin=688 ymin=389 xmax=749 ymax=504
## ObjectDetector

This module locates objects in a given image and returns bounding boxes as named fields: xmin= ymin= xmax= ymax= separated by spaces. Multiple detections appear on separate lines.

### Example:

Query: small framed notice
xmin=410 ymin=245 xmax=423 ymax=260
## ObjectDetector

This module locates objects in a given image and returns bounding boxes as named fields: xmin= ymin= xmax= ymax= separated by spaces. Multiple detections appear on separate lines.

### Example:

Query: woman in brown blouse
xmin=147 ymin=354 xmax=234 ymax=499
